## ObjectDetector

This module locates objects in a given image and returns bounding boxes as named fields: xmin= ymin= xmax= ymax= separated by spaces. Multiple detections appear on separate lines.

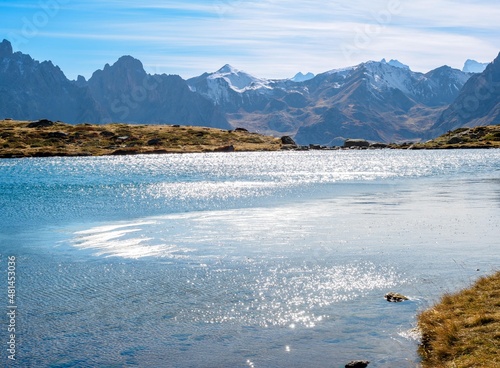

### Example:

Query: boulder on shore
xmin=281 ymin=135 xmax=296 ymax=145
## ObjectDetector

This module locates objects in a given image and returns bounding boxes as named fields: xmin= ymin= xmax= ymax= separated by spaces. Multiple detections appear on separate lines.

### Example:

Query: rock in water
xmin=385 ymin=292 xmax=409 ymax=302
xmin=345 ymin=360 xmax=370 ymax=368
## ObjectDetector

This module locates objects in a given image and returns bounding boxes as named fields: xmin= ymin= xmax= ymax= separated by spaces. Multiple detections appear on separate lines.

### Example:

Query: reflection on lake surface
xmin=0 ymin=150 xmax=499 ymax=367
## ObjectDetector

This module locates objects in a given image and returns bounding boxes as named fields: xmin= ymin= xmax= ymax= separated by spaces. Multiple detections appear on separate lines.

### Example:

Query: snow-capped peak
xmin=462 ymin=59 xmax=489 ymax=73
xmin=291 ymin=72 xmax=315 ymax=82
xmin=381 ymin=58 xmax=410 ymax=70
xmin=216 ymin=64 xmax=237 ymax=74
xmin=210 ymin=64 xmax=269 ymax=92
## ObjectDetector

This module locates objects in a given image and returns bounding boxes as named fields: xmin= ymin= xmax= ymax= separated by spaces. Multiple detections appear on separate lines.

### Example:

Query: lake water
xmin=0 ymin=150 xmax=499 ymax=367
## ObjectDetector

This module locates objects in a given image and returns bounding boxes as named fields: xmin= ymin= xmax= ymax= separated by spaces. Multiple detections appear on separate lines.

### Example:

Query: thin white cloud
xmin=6 ymin=0 xmax=499 ymax=79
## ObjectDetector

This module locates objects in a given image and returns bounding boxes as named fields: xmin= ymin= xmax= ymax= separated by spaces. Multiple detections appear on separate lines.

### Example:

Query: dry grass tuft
xmin=418 ymin=271 xmax=500 ymax=368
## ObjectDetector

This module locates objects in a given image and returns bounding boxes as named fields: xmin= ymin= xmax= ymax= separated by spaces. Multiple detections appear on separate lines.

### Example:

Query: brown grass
xmin=418 ymin=271 xmax=500 ymax=368
xmin=0 ymin=120 xmax=282 ymax=158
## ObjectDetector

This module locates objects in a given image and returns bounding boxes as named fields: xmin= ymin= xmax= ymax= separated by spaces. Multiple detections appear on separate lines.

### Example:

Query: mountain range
xmin=1 ymin=38 xmax=499 ymax=144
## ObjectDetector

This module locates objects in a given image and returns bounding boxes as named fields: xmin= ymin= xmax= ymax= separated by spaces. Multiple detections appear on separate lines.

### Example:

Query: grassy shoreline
xmin=395 ymin=125 xmax=500 ymax=149
xmin=1 ymin=120 xmax=499 ymax=158
xmin=418 ymin=271 xmax=500 ymax=367
xmin=0 ymin=120 xmax=282 ymax=158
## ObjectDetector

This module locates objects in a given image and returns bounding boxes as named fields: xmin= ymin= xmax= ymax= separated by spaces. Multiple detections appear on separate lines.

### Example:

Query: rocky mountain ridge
xmin=0 ymin=39 xmax=229 ymax=130
xmin=0 ymin=39 xmax=498 ymax=144
xmin=187 ymin=59 xmax=473 ymax=144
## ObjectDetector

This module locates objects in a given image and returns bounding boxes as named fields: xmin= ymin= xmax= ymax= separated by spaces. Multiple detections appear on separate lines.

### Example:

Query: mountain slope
xmin=430 ymin=53 xmax=500 ymax=135
xmin=87 ymin=56 xmax=230 ymax=128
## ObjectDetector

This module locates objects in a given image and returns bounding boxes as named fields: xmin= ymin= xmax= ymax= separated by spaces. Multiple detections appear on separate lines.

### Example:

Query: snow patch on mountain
xmin=363 ymin=61 xmax=418 ymax=95
xmin=325 ymin=66 xmax=356 ymax=76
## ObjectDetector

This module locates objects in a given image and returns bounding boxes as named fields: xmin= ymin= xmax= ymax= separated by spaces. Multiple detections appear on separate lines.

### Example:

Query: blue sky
xmin=2 ymin=0 xmax=499 ymax=80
